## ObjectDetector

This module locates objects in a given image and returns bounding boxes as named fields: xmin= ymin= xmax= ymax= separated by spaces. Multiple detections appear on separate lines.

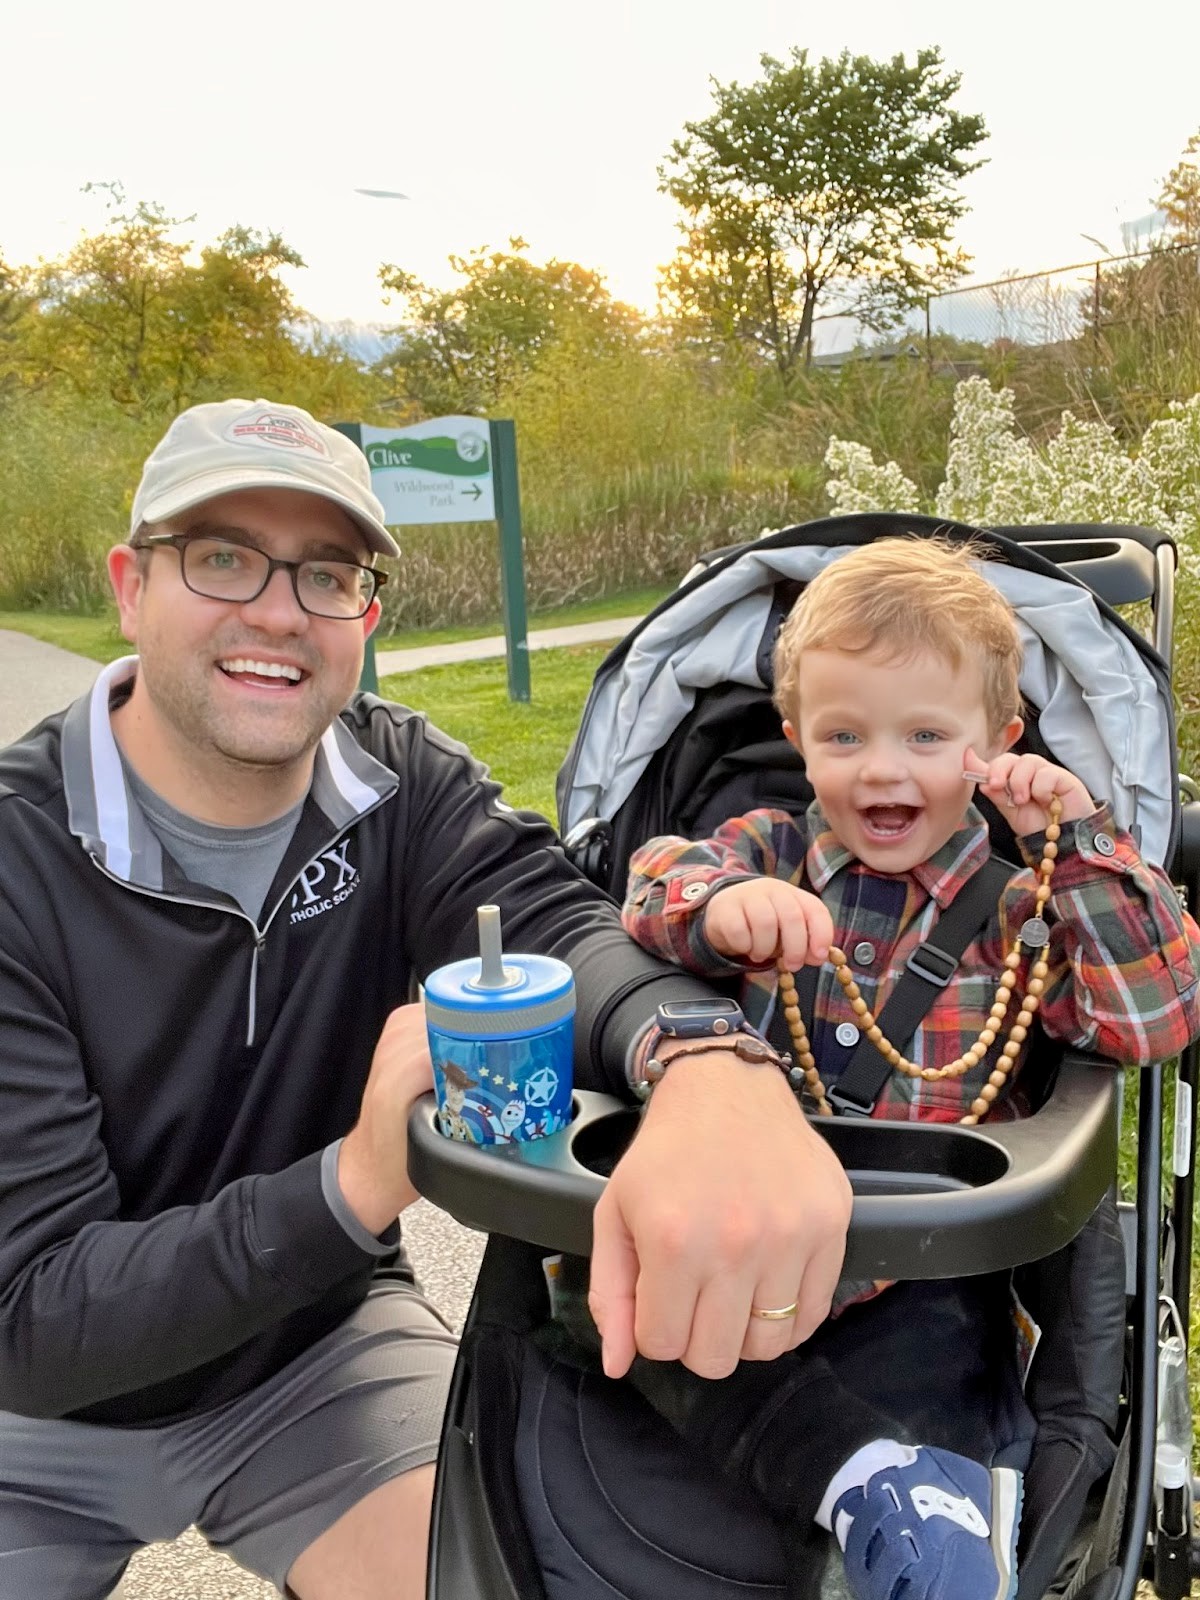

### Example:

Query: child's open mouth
xmin=859 ymin=804 xmax=921 ymax=840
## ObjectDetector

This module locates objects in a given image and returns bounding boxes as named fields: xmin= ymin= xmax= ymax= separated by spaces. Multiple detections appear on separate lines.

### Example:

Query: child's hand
xmin=963 ymin=746 xmax=1096 ymax=838
xmin=704 ymin=879 xmax=833 ymax=970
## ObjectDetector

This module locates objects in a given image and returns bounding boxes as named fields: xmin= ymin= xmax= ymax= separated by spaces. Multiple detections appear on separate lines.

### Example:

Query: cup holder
xmin=815 ymin=1120 xmax=1011 ymax=1195
xmin=570 ymin=1107 xmax=640 ymax=1178
xmin=565 ymin=1105 xmax=1012 ymax=1194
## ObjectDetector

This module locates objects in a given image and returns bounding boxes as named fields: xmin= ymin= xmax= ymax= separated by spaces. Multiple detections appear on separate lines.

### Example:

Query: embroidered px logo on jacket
xmin=290 ymin=841 xmax=360 ymax=923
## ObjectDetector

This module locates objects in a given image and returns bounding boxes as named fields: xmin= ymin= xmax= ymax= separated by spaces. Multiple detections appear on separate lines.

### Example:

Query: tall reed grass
xmin=0 ymin=397 xmax=158 ymax=610
xmin=375 ymin=463 xmax=824 ymax=631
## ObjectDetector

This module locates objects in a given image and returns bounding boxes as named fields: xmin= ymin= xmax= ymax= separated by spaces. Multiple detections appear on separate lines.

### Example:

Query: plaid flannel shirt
xmin=623 ymin=801 xmax=1200 ymax=1122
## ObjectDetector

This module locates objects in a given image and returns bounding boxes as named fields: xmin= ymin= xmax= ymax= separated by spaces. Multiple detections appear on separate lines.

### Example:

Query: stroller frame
xmin=410 ymin=514 xmax=1200 ymax=1600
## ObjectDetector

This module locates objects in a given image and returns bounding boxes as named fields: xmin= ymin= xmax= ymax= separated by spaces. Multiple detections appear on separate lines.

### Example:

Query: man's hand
xmin=964 ymin=746 xmax=1095 ymax=839
xmin=588 ymin=1056 xmax=852 ymax=1380
xmin=704 ymin=879 xmax=834 ymax=970
xmin=338 ymin=1003 xmax=434 ymax=1236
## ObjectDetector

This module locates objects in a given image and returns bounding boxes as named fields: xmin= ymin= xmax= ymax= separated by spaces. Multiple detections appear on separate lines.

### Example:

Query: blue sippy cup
xmin=425 ymin=906 xmax=575 ymax=1146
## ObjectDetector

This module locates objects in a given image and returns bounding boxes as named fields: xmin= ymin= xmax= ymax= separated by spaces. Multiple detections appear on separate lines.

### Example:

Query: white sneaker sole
xmin=989 ymin=1466 xmax=1023 ymax=1600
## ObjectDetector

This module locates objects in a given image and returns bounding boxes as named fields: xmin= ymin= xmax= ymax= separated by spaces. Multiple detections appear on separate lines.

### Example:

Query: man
xmin=0 ymin=399 xmax=850 ymax=1599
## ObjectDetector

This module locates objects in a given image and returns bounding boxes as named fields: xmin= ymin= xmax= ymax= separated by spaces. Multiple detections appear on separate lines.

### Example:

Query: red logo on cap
xmin=228 ymin=412 xmax=329 ymax=456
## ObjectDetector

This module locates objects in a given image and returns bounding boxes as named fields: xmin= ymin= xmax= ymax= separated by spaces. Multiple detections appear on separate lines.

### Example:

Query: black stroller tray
xmin=409 ymin=1052 xmax=1119 ymax=1279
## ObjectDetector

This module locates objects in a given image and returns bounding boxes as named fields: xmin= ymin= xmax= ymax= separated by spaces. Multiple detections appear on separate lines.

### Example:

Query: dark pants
xmin=555 ymin=1262 xmax=1036 ymax=1527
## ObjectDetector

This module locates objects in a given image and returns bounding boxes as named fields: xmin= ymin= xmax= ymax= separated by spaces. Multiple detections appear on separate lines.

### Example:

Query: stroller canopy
xmin=560 ymin=519 xmax=1178 ymax=869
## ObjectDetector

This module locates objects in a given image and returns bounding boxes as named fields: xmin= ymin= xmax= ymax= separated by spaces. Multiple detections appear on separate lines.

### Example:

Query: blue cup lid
xmin=425 ymin=953 xmax=574 ymax=1013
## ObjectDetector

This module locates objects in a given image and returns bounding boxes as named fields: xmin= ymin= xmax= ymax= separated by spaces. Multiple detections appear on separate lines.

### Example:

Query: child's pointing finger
xmin=961 ymin=746 xmax=992 ymax=785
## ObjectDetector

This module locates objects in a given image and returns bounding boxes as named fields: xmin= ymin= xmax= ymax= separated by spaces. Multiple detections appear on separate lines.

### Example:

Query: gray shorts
xmin=0 ymin=1282 xmax=458 ymax=1599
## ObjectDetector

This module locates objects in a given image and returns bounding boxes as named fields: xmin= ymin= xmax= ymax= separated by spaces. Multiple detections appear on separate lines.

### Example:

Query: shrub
xmin=824 ymin=375 xmax=1199 ymax=570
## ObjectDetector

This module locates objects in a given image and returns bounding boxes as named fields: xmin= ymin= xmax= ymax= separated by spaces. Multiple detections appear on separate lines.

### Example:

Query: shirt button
xmin=1094 ymin=833 xmax=1116 ymax=857
xmin=835 ymin=1022 xmax=860 ymax=1047
xmin=681 ymin=882 xmax=708 ymax=899
xmin=852 ymin=941 xmax=875 ymax=966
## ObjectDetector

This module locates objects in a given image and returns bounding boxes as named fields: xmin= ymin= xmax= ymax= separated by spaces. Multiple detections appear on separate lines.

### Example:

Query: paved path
xmin=0 ymin=628 xmax=103 ymax=745
xmin=374 ymin=614 xmax=640 ymax=677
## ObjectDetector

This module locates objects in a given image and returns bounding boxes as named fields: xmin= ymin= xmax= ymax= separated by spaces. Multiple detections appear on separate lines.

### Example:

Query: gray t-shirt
xmin=121 ymin=760 xmax=304 ymax=924
xmin=120 ymin=757 xmax=394 ymax=1254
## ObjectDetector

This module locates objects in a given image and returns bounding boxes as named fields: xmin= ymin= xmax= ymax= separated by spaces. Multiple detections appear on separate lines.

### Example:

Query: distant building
xmin=810 ymin=338 xmax=923 ymax=371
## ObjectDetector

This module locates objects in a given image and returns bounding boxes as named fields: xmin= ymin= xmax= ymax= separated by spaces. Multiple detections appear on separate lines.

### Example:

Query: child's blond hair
xmin=772 ymin=537 xmax=1023 ymax=736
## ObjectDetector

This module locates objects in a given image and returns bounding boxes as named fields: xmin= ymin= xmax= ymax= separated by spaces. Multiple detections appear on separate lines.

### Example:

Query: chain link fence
xmin=926 ymin=242 xmax=1200 ymax=356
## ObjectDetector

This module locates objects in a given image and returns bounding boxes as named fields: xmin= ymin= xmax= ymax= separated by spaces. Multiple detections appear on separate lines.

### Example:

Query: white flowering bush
xmin=824 ymin=438 xmax=921 ymax=515
xmin=824 ymin=376 xmax=1200 ymax=573
xmin=933 ymin=379 xmax=1054 ymax=526
xmin=1139 ymin=397 xmax=1200 ymax=567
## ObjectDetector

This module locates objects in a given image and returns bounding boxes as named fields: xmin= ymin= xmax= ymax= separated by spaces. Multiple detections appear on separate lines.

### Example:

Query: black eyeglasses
xmin=134 ymin=533 xmax=387 ymax=620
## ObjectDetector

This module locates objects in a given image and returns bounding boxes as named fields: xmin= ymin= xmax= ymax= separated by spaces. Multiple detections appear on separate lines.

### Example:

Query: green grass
xmin=379 ymin=643 xmax=610 ymax=819
xmin=0 ymin=609 xmax=130 ymax=663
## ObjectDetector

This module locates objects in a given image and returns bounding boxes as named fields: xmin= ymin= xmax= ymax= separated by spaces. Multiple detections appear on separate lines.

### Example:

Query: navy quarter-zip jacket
xmin=0 ymin=661 xmax=708 ymax=1425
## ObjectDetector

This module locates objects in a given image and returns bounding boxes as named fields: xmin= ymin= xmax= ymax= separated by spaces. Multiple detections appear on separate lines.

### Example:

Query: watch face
xmin=657 ymin=998 xmax=744 ymax=1038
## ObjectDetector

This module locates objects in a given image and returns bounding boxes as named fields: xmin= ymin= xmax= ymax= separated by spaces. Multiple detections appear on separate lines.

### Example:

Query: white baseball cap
xmin=130 ymin=398 xmax=400 ymax=558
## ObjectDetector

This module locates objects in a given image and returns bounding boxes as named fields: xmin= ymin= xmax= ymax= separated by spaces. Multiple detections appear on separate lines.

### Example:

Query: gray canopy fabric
xmin=563 ymin=544 xmax=1175 ymax=868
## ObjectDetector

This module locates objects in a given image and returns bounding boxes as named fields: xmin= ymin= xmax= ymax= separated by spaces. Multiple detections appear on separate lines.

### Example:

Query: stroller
xmin=409 ymin=513 xmax=1200 ymax=1600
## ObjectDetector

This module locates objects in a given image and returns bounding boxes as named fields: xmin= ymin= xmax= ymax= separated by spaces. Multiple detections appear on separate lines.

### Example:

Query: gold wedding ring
xmin=749 ymin=1301 xmax=799 ymax=1321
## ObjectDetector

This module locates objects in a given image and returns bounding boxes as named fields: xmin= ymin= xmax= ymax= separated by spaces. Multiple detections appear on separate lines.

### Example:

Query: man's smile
xmin=215 ymin=656 xmax=310 ymax=690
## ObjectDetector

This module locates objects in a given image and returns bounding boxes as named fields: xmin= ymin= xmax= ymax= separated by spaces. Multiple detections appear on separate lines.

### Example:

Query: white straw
xmin=476 ymin=905 xmax=508 ymax=988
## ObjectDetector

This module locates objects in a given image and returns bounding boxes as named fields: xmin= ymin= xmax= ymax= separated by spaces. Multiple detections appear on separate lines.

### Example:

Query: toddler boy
xmin=608 ymin=537 xmax=1200 ymax=1600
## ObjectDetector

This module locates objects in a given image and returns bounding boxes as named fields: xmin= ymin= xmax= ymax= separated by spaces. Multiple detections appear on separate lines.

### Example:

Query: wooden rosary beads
xmin=777 ymin=796 xmax=1063 ymax=1128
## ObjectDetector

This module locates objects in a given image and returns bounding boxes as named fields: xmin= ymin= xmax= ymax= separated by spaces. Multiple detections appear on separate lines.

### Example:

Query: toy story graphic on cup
xmin=424 ymin=905 xmax=575 ymax=1145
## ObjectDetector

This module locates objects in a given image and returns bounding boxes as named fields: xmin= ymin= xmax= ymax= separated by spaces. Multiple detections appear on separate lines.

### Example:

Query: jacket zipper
xmin=247 ymin=936 xmax=266 ymax=1046
xmin=87 ymin=793 xmax=389 ymax=1046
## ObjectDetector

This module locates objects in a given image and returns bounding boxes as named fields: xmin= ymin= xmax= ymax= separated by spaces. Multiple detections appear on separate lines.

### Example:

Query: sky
xmin=4 ymin=0 xmax=1198 ymax=332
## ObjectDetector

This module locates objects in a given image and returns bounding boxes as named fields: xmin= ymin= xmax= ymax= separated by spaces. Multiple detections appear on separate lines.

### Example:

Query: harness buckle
xmin=828 ymin=1088 xmax=875 ymax=1118
xmin=905 ymin=942 xmax=958 ymax=988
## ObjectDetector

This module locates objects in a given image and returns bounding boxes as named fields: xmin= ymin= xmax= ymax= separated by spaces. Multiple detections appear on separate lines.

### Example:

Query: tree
xmin=16 ymin=186 xmax=349 ymax=416
xmin=0 ymin=254 xmax=32 ymax=405
xmin=1159 ymin=129 xmax=1200 ymax=240
xmin=21 ymin=189 xmax=194 ymax=410
xmin=376 ymin=240 xmax=642 ymax=415
xmin=658 ymin=48 xmax=987 ymax=378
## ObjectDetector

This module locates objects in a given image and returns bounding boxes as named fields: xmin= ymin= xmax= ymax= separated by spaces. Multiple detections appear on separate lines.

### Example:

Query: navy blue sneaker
xmin=832 ymin=1446 xmax=1022 ymax=1600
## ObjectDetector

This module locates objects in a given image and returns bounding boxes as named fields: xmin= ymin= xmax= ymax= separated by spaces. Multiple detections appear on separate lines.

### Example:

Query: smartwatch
xmin=655 ymin=997 xmax=746 ymax=1037
xmin=633 ymin=999 xmax=790 ymax=1099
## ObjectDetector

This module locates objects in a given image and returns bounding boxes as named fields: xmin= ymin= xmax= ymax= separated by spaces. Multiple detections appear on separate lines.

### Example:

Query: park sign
xmin=336 ymin=415 xmax=531 ymax=704
xmin=358 ymin=416 xmax=496 ymax=525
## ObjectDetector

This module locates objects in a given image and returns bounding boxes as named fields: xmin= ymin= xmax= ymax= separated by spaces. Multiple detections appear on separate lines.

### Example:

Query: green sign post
xmin=487 ymin=419 xmax=531 ymax=705
xmin=333 ymin=416 xmax=530 ymax=703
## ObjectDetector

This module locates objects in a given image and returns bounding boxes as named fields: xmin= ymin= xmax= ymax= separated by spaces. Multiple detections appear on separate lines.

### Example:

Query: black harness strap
xmin=786 ymin=855 xmax=1015 ymax=1117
